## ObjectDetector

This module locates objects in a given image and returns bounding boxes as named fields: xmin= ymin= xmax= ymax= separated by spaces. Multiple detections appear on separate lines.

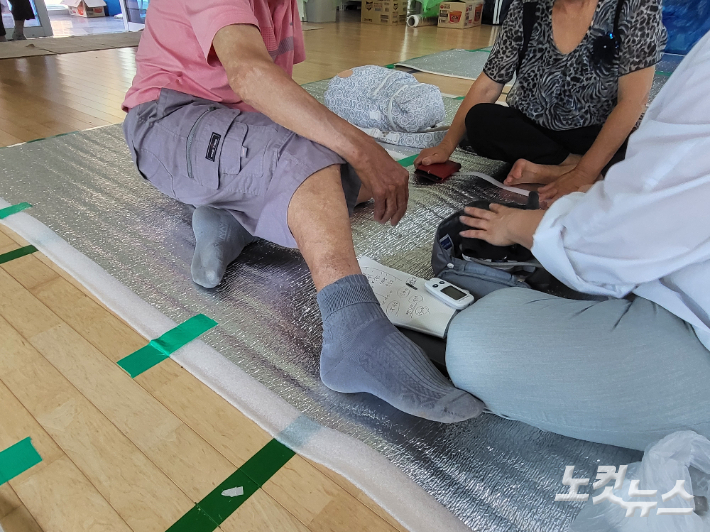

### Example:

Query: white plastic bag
xmin=570 ymin=431 xmax=710 ymax=532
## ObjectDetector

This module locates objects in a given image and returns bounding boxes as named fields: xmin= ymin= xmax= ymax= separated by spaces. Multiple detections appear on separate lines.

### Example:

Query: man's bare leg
xmin=504 ymin=154 xmax=582 ymax=186
xmin=189 ymin=168 xmax=370 ymax=290
xmin=287 ymin=165 xmax=361 ymax=289
xmin=288 ymin=165 xmax=483 ymax=423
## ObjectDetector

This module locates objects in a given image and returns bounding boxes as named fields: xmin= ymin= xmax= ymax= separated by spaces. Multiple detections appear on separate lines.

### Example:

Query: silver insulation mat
xmin=396 ymin=49 xmax=493 ymax=80
xmin=0 ymin=88 xmax=642 ymax=531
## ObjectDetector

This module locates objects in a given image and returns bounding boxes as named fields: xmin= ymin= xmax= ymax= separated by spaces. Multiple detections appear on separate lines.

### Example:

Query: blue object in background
xmin=125 ymin=0 xmax=149 ymax=24
xmin=662 ymin=0 xmax=710 ymax=55
xmin=104 ymin=0 xmax=121 ymax=17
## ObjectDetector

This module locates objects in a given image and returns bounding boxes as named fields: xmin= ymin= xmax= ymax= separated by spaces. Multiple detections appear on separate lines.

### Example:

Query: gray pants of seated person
xmin=446 ymin=287 xmax=710 ymax=451
xmin=123 ymin=89 xmax=361 ymax=249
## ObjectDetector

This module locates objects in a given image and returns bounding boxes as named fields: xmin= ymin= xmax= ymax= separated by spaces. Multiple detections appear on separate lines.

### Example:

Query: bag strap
xmin=517 ymin=1 xmax=538 ymax=74
xmin=612 ymin=0 xmax=625 ymax=46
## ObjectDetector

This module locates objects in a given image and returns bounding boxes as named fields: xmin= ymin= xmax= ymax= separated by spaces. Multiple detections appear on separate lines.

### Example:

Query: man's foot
xmin=317 ymin=275 xmax=484 ymax=423
xmin=11 ymin=33 xmax=26 ymax=41
xmin=504 ymin=158 xmax=575 ymax=186
xmin=191 ymin=206 xmax=256 ymax=288
xmin=0 ymin=36 xmax=7 ymax=42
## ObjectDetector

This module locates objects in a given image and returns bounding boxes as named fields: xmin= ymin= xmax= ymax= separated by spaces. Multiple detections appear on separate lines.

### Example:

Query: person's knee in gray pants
xmin=446 ymin=287 xmax=710 ymax=450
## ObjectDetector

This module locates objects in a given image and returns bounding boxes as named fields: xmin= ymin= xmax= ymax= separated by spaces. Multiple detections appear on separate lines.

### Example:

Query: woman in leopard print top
xmin=415 ymin=0 xmax=667 ymax=207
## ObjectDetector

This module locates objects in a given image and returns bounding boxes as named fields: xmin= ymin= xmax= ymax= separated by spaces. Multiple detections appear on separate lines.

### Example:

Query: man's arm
xmin=538 ymin=66 xmax=655 ymax=205
xmin=414 ymin=73 xmax=503 ymax=167
xmin=213 ymin=24 xmax=410 ymax=225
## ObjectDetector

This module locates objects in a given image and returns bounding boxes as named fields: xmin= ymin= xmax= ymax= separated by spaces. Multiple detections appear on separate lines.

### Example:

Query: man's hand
xmin=414 ymin=143 xmax=454 ymax=168
xmin=213 ymin=24 xmax=411 ymax=225
xmin=460 ymin=204 xmax=545 ymax=249
xmin=353 ymin=143 xmax=410 ymax=225
xmin=538 ymin=168 xmax=598 ymax=208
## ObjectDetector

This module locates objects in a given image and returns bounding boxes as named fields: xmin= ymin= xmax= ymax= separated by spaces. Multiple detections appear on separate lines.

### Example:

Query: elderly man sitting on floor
xmin=121 ymin=0 xmax=483 ymax=422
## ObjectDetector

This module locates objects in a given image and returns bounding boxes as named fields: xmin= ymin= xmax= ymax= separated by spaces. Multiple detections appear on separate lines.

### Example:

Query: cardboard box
xmin=62 ymin=0 xmax=107 ymax=18
xmin=362 ymin=0 xmax=402 ymax=25
xmin=438 ymin=0 xmax=483 ymax=29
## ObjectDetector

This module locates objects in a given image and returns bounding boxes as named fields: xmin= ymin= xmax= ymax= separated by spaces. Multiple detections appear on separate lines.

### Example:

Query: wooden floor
xmin=0 ymin=13 xmax=497 ymax=532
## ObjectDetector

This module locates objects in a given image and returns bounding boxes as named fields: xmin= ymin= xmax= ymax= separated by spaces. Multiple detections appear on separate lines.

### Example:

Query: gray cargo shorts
xmin=123 ymin=89 xmax=361 ymax=248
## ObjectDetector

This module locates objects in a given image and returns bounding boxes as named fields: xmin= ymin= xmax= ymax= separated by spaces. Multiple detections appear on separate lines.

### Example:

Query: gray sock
xmin=191 ymin=206 xmax=255 ymax=288
xmin=317 ymin=275 xmax=484 ymax=423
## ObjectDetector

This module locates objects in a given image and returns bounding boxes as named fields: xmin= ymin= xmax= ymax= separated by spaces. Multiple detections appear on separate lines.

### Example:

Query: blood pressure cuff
xmin=431 ymin=199 xmax=553 ymax=299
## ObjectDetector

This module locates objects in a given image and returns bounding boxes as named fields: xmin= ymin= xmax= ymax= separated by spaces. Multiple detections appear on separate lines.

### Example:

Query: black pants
xmin=465 ymin=103 xmax=627 ymax=170
xmin=0 ymin=0 xmax=36 ymax=37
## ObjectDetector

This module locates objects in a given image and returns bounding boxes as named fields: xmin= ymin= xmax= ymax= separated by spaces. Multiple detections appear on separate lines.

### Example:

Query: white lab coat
xmin=532 ymin=30 xmax=710 ymax=351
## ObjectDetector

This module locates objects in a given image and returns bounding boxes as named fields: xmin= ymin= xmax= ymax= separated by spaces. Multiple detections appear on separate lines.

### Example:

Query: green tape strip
xmin=196 ymin=470 xmax=259 ymax=525
xmin=0 ymin=438 xmax=42 ymax=485
xmin=398 ymin=154 xmax=418 ymax=168
xmin=167 ymin=439 xmax=295 ymax=532
xmin=0 ymin=203 xmax=32 ymax=220
xmin=118 ymin=314 xmax=217 ymax=378
xmin=239 ymin=439 xmax=296 ymax=486
xmin=0 ymin=245 xmax=37 ymax=265
xmin=656 ymin=70 xmax=673 ymax=77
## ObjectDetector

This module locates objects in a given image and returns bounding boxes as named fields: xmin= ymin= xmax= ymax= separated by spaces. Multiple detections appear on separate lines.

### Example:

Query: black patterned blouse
xmin=483 ymin=0 xmax=667 ymax=131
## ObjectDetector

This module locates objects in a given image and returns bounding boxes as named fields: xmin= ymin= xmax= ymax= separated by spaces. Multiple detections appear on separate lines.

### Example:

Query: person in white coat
xmin=445 ymin=30 xmax=710 ymax=451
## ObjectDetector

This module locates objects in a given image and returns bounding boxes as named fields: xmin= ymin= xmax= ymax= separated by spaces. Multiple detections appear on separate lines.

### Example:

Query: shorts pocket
xmin=187 ymin=107 xmax=240 ymax=190
xmin=219 ymin=122 xmax=268 ymax=196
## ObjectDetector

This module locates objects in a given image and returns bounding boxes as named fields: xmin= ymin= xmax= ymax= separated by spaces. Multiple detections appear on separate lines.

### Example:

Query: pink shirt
xmin=123 ymin=0 xmax=305 ymax=112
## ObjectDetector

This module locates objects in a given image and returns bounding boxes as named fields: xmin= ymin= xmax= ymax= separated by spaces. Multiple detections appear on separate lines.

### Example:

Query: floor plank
xmin=0 ymin=504 xmax=44 ymax=532
xmin=13 ymin=456 xmax=134 ymax=532
xmin=221 ymin=490 xmax=310 ymax=532
xmin=0 ymin=484 xmax=23 ymax=521
xmin=306 ymin=459 xmax=408 ymax=532
xmin=28 ymin=320 xmax=235 ymax=503
xmin=0 ymin=380 xmax=130 ymax=532
xmin=0 ymin=380 xmax=64 ymax=487
xmin=0 ymin=318 xmax=193 ymax=532
xmin=264 ymin=455 xmax=399 ymax=532
xmin=7 ymin=252 xmax=276 ymax=469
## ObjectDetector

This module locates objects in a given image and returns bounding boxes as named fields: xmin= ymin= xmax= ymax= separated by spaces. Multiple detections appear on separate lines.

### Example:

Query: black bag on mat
xmin=431 ymin=196 xmax=554 ymax=299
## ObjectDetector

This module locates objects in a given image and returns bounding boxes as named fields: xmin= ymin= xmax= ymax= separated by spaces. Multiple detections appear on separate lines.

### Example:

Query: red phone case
xmin=416 ymin=161 xmax=462 ymax=182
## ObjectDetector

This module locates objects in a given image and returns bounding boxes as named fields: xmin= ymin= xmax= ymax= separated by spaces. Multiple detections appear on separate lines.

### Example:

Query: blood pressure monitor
xmin=424 ymin=278 xmax=475 ymax=310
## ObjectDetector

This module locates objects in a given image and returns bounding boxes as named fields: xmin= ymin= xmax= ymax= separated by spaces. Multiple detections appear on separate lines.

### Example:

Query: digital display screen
xmin=441 ymin=285 xmax=466 ymax=300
